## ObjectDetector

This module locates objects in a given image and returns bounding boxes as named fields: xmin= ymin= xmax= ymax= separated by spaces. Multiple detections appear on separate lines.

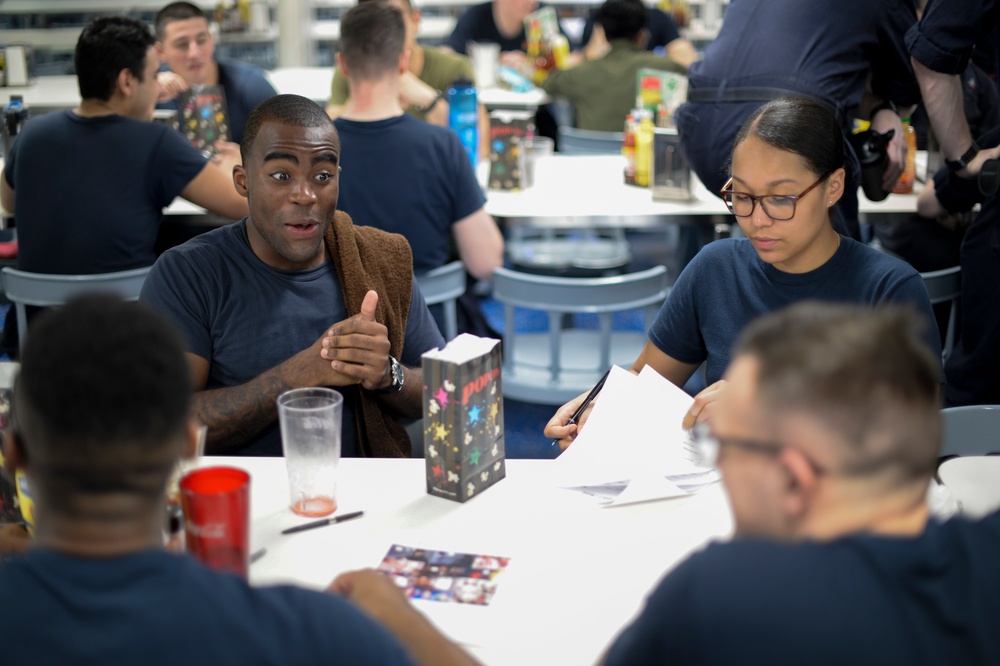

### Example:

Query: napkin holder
xmin=651 ymin=128 xmax=694 ymax=202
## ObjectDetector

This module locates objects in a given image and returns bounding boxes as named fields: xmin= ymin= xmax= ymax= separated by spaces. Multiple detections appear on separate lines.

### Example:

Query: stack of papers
xmin=552 ymin=365 xmax=719 ymax=506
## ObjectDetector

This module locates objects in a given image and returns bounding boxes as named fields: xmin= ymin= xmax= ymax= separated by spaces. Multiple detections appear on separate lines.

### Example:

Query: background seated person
xmin=0 ymin=293 xmax=442 ymax=665
xmin=0 ymin=15 xmax=247 ymax=356
xmin=328 ymin=0 xmax=490 ymax=159
xmin=542 ymin=0 xmax=687 ymax=132
xmin=327 ymin=0 xmax=473 ymax=129
xmin=155 ymin=1 xmax=277 ymax=144
xmin=442 ymin=0 xmax=574 ymax=143
xmin=545 ymin=97 xmax=940 ymax=448
xmin=333 ymin=1 xmax=503 ymax=337
xmin=602 ymin=302 xmax=1000 ymax=663
xmin=140 ymin=94 xmax=444 ymax=458
xmin=443 ymin=0 xmax=570 ymax=65
xmin=579 ymin=4 xmax=698 ymax=69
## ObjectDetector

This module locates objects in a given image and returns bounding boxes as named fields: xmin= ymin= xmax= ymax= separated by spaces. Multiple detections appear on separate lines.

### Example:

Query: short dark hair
xmin=13 ymin=294 xmax=192 ymax=510
xmin=595 ymin=0 xmax=647 ymax=42
xmin=734 ymin=302 xmax=941 ymax=483
xmin=241 ymin=94 xmax=338 ymax=163
xmin=75 ymin=16 xmax=155 ymax=102
xmin=339 ymin=2 xmax=406 ymax=82
xmin=733 ymin=97 xmax=847 ymax=179
xmin=154 ymin=2 xmax=208 ymax=40
xmin=359 ymin=0 xmax=413 ymax=13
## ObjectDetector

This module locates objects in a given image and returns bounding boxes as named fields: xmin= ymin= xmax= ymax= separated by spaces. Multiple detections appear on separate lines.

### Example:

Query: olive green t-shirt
xmin=329 ymin=47 xmax=475 ymax=121
xmin=543 ymin=40 xmax=687 ymax=132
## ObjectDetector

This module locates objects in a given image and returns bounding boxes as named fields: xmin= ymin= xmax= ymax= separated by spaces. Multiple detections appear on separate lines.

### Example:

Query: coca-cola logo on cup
xmin=187 ymin=521 xmax=227 ymax=539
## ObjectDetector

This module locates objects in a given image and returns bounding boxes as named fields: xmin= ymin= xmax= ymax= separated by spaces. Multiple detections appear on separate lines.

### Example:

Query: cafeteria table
xmin=206 ymin=455 xmax=734 ymax=666
xmin=486 ymin=154 xmax=922 ymax=228
xmin=0 ymin=69 xmax=548 ymax=115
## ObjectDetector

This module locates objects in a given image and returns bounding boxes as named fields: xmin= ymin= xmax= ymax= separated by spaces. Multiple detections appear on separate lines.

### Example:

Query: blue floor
xmin=480 ymin=297 xmax=648 ymax=459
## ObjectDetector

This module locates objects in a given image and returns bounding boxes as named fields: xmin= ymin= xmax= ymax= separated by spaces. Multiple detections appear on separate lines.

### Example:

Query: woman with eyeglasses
xmin=546 ymin=96 xmax=941 ymax=449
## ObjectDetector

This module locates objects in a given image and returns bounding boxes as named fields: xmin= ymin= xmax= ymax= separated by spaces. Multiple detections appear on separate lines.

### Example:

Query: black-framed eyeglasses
xmin=691 ymin=423 xmax=828 ymax=475
xmin=720 ymin=173 xmax=831 ymax=221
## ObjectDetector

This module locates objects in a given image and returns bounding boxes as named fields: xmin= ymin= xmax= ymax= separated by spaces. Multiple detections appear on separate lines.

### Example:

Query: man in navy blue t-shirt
xmin=601 ymin=303 xmax=1000 ymax=664
xmin=333 ymin=2 xmax=503 ymax=336
xmin=0 ymin=15 xmax=247 ymax=355
xmin=154 ymin=2 xmax=277 ymax=143
xmin=141 ymin=94 xmax=445 ymax=457
xmin=335 ymin=2 xmax=501 ymax=279
xmin=0 ymin=294 xmax=442 ymax=664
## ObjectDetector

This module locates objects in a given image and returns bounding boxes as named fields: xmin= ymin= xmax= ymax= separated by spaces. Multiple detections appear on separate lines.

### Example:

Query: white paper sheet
xmin=553 ymin=365 xmax=719 ymax=505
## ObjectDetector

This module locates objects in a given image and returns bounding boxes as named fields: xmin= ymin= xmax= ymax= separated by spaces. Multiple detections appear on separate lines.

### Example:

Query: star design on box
xmin=469 ymin=448 xmax=482 ymax=465
xmin=434 ymin=387 xmax=450 ymax=408
xmin=433 ymin=423 xmax=450 ymax=442
xmin=432 ymin=464 xmax=443 ymax=478
xmin=468 ymin=405 xmax=482 ymax=424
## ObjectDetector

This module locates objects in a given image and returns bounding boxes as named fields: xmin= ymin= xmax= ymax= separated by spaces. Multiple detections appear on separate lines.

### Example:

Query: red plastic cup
xmin=180 ymin=467 xmax=250 ymax=579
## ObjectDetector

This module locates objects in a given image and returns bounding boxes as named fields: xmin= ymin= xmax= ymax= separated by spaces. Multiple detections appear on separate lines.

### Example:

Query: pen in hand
xmin=550 ymin=369 xmax=611 ymax=448
xmin=281 ymin=510 xmax=365 ymax=535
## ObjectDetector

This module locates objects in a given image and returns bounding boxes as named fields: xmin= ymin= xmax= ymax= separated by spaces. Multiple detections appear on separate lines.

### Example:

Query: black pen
xmin=281 ymin=510 xmax=365 ymax=535
xmin=551 ymin=369 xmax=611 ymax=448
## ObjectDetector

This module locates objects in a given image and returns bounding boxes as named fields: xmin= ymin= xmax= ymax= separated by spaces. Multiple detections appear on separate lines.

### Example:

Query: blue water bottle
xmin=448 ymin=78 xmax=478 ymax=168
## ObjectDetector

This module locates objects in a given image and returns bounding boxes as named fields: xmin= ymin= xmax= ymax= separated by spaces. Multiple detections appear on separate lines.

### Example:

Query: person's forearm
xmin=425 ymin=99 xmax=450 ymax=127
xmin=387 ymin=614 xmax=482 ymax=666
xmin=195 ymin=350 xmax=319 ymax=454
xmin=911 ymin=58 xmax=972 ymax=160
xmin=665 ymin=39 xmax=698 ymax=69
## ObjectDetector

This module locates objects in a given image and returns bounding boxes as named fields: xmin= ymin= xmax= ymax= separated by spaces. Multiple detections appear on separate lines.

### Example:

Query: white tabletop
xmin=486 ymin=154 xmax=921 ymax=222
xmin=165 ymin=152 xmax=921 ymax=226
xmin=266 ymin=67 xmax=334 ymax=105
xmin=0 ymin=69 xmax=548 ymax=115
xmin=0 ymin=75 xmax=78 ymax=110
xmin=487 ymin=154 xmax=725 ymax=222
xmin=938 ymin=456 xmax=1000 ymax=519
xmin=205 ymin=456 xmax=732 ymax=665
xmin=478 ymin=86 xmax=550 ymax=109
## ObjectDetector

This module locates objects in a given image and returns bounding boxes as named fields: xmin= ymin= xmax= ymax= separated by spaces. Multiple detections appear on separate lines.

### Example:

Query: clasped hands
xmin=313 ymin=290 xmax=393 ymax=392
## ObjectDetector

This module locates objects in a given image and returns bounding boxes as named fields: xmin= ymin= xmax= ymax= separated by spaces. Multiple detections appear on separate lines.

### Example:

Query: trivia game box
xmin=487 ymin=110 xmax=535 ymax=191
xmin=177 ymin=84 xmax=230 ymax=156
xmin=422 ymin=335 xmax=506 ymax=502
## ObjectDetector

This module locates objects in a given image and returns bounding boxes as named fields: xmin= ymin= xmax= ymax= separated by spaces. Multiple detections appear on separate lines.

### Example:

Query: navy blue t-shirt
xmin=606 ymin=511 xmax=1000 ymax=665
xmin=580 ymin=7 xmax=680 ymax=52
xmin=907 ymin=0 xmax=1000 ymax=78
xmin=334 ymin=114 xmax=486 ymax=276
xmin=687 ymin=0 xmax=920 ymax=116
xmin=648 ymin=237 xmax=941 ymax=385
xmin=445 ymin=2 xmax=569 ymax=54
xmin=0 ymin=549 xmax=416 ymax=665
xmin=157 ymin=59 xmax=277 ymax=143
xmin=4 ymin=109 xmax=207 ymax=274
xmin=139 ymin=219 xmax=445 ymax=456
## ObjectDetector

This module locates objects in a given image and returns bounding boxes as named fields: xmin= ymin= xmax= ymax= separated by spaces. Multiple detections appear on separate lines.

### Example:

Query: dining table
xmin=206 ymin=455 xmax=734 ymax=666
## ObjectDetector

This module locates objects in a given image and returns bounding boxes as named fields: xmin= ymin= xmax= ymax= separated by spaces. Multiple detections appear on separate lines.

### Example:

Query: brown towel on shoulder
xmin=325 ymin=210 xmax=414 ymax=457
